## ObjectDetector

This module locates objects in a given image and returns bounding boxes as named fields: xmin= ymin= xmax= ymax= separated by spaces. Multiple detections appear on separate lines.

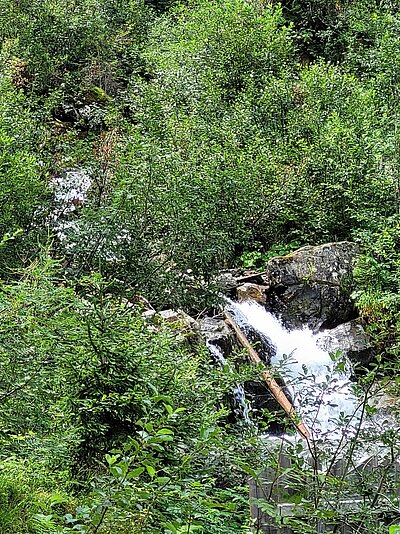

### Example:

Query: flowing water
xmin=206 ymin=341 xmax=252 ymax=425
xmin=50 ymin=168 xmax=92 ymax=245
xmin=227 ymin=300 xmax=361 ymax=439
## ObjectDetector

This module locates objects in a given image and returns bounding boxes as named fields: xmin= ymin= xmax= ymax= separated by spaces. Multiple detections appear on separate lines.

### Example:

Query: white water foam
xmin=49 ymin=168 xmax=92 ymax=246
xmin=228 ymin=300 xmax=361 ymax=438
xmin=51 ymin=168 xmax=92 ymax=216
xmin=206 ymin=341 xmax=252 ymax=425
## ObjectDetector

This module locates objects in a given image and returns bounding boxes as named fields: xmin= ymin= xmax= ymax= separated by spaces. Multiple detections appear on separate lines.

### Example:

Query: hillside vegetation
xmin=1 ymin=1 xmax=400 ymax=532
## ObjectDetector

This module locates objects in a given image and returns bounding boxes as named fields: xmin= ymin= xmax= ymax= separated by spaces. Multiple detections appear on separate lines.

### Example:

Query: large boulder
xmin=262 ymin=242 xmax=360 ymax=330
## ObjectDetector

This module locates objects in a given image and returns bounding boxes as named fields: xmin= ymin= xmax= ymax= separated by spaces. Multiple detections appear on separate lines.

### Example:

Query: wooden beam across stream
xmin=224 ymin=311 xmax=311 ymax=440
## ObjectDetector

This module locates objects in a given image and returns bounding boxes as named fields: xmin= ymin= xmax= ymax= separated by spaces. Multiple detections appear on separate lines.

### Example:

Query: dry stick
xmin=224 ymin=311 xmax=311 ymax=440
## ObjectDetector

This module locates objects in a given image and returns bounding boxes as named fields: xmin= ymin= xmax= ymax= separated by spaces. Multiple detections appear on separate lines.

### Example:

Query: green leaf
xmin=128 ymin=467 xmax=145 ymax=478
xmin=155 ymin=476 xmax=170 ymax=485
xmin=145 ymin=422 xmax=154 ymax=433
xmin=156 ymin=428 xmax=174 ymax=435
xmin=162 ymin=522 xmax=178 ymax=534
xmin=164 ymin=404 xmax=173 ymax=415
xmin=105 ymin=454 xmax=119 ymax=466
xmin=146 ymin=465 xmax=156 ymax=478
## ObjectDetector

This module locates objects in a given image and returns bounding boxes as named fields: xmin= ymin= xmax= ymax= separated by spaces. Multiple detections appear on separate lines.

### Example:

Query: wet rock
xmin=237 ymin=283 xmax=267 ymax=304
xmin=243 ymin=326 xmax=276 ymax=365
xmin=213 ymin=269 xmax=261 ymax=295
xmin=316 ymin=319 xmax=373 ymax=365
xmin=198 ymin=317 xmax=234 ymax=354
xmin=263 ymin=242 xmax=360 ymax=329
xmin=243 ymin=380 xmax=290 ymax=434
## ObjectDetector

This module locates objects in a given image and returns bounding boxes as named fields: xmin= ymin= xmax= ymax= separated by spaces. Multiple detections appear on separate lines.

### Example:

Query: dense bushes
xmin=2 ymin=0 xmax=400 ymax=530
xmin=0 ymin=255 xmax=259 ymax=532
xmin=3 ymin=0 xmax=400 ymax=304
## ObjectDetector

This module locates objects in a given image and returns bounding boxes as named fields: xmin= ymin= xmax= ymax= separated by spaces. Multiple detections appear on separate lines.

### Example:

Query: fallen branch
xmin=224 ymin=311 xmax=311 ymax=440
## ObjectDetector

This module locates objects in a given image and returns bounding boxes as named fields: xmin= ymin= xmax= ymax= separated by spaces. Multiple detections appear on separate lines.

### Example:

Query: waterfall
xmin=228 ymin=300 xmax=361 ymax=438
xmin=206 ymin=341 xmax=252 ymax=425
xmin=50 ymin=168 xmax=92 ymax=244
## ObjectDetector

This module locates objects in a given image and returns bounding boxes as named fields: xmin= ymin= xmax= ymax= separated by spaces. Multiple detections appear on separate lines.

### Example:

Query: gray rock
xmin=158 ymin=309 xmax=195 ymax=325
xmin=159 ymin=309 xmax=182 ymax=323
xmin=263 ymin=242 xmax=360 ymax=329
xmin=214 ymin=270 xmax=239 ymax=293
xmin=198 ymin=317 xmax=234 ymax=354
xmin=316 ymin=319 xmax=373 ymax=365
xmin=213 ymin=269 xmax=261 ymax=295
xmin=142 ymin=309 xmax=157 ymax=320
xmin=157 ymin=309 xmax=198 ymax=341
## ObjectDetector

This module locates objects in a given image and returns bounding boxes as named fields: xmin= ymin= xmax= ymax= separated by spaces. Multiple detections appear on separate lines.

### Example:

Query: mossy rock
xmin=81 ymin=85 xmax=112 ymax=104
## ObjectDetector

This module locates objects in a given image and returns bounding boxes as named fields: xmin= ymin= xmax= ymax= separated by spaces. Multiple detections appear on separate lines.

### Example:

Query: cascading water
xmin=50 ymin=168 xmax=92 ymax=245
xmin=206 ymin=341 xmax=252 ymax=425
xmin=227 ymin=300 xmax=361 ymax=439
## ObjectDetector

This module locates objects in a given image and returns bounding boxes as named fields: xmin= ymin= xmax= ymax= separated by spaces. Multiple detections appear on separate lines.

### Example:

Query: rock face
xmin=262 ymin=242 xmax=360 ymax=330
xmin=316 ymin=319 xmax=373 ymax=365
xmin=198 ymin=317 xmax=234 ymax=354
xmin=243 ymin=381 xmax=288 ymax=434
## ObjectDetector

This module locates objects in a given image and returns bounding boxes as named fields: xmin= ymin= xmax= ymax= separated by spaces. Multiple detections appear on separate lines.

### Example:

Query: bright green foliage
xmin=144 ymin=0 xmax=294 ymax=105
xmin=0 ymin=458 xmax=57 ymax=533
xmin=353 ymin=217 xmax=400 ymax=357
xmin=0 ymin=0 xmax=152 ymax=94
xmin=0 ymin=75 xmax=48 ymax=272
xmin=2 ymin=0 xmax=400 ymax=531
xmin=62 ymin=407 xmax=252 ymax=533
xmin=280 ymin=0 xmax=350 ymax=60
xmin=57 ymin=0 xmax=298 ymax=309
xmin=0 ymin=256 xmax=257 ymax=532
xmin=21 ymin=0 xmax=400 ymax=313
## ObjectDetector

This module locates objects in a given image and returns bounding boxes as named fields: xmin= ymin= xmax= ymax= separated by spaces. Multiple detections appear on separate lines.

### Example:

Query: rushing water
xmin=206 ymin=341 xmax=252 ymax=425
xmin=50 ymin=168 xmax=92 ymax=244
xmin=227 ymin=300 xmax=361 ymax=438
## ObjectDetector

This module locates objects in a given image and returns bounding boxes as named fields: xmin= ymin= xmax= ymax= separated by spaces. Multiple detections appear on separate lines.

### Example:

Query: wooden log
xmin=224 ymin=311 xmax=311 ymax=440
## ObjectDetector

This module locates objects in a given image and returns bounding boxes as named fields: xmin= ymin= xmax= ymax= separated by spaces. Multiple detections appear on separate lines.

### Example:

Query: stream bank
xmin=148 ymin=242 xmax=374 ymax=434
